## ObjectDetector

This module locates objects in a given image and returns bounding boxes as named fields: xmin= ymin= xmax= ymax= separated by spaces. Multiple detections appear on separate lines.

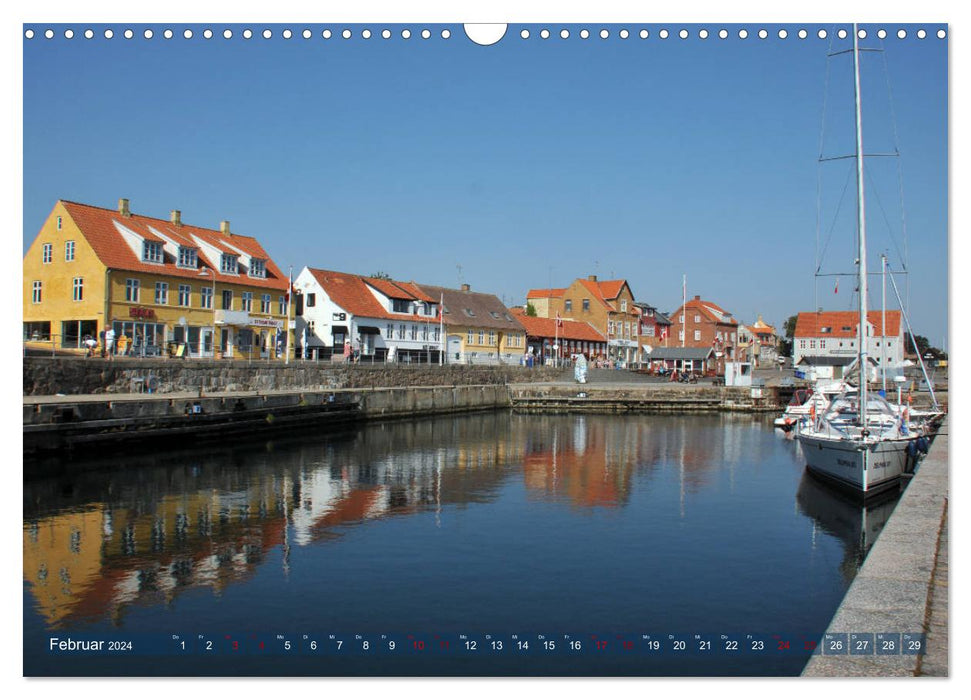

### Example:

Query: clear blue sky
xmin=22 ymin=23 xmax=948 ymax=344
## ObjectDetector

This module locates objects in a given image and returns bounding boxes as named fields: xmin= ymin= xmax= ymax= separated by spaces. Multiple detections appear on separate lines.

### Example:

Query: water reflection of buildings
xmin=23 ymin=413 xmax=524 ymax=629
xmin=23 ymin=413 xmax=755 ymax=629
xmin=795 ymin=473 xmax=899 ymax=583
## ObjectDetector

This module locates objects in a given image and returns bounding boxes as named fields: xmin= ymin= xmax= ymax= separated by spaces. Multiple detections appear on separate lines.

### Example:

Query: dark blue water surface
xmin=22 ymin=412 xmax=897 ymax=676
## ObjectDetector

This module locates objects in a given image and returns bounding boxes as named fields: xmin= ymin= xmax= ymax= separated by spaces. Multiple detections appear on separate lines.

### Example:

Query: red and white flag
xmin=555 ymin=314 xmax=563 ymax=328
xmin=439 ymin=293 xmax=444 ymax=320
xmin=834 ymin=278 xmax=839 ymax=294
xmin=660 ymin=327 xmax=668 ymax=340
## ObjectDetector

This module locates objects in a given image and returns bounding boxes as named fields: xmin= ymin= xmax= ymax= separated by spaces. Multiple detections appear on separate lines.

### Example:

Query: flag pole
xmin=439 ymin=292 xmax=444 ymax=366
xmin=285 ymin=266 xmax=293 ymax=364
xmin=681 ymin=274 xmax=686 ymax=348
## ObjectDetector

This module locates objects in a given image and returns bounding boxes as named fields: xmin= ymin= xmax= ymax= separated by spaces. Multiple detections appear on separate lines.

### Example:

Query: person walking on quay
xmin=104 ymin=327 xmax=116 ymax=360
xmin=343 ymin=339 xmax=352 ymax=364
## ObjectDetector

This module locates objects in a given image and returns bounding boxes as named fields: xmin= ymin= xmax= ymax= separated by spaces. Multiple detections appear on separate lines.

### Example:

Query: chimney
xmin=220 ymin=220 xmax=231 ymax=236
xmin=588 ymin=274 xmax=598 ymax=282
xmin=118 ymin=198 xmax=130 ymax=217
xmin=461 ymin=283 xmax=470 ymax=292
xmin=694 ymin=295 xmax=701 ymax=301
xmin=170 ymin=210 xmax=182 ymax=226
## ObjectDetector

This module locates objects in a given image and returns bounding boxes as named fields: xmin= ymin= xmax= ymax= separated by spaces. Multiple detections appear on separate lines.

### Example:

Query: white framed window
xmin=565 ymin=299 xmax=573 ymax=313
xmin=799 ymin=340 xmax=807 ymax=349
xmin=678 ymin=330 xmax=684 ymax=341
xmin=248 ymin=259 xmax=266 ymax=278
xmin=155 ymin=281 xmax=168 ymax=305
xmin=694 ymin=329 xmax=701 ymax=341
xmin=32 ymin=281 xmax=42 ymax=304
xmin=143 ymin=241 xmax=163 ymax=263
xmin=220 ymin=254 xmax=238 ymax=274
xmin=56 ymin=216 xmax=62 ymax=230
xmin=489 ymin=330 xmax=496 ymax=345
xmin=279 ymin=296 xmax=287 ymax=315
xmin=306 ymin=293 xmax=316 ymax=308
xmin=65 ymin=240 xmax=75 ymax=261
xmin=478 ymin=329 xmax=484 ymax=344
xmin=221 ymin=290 xmax=233 ymax=310
xmin=433 ymin=327 xmax=440 ymax=342
xmin=241 ymin=292 xmax=253 ymax=312
xmin=125 ymin=278 xmax=139 ymax=302
xmin=201 ymin=286 xmax=213 ymax=310
xmin=261 ymin=294 xmax=271 ymax=313
xmin=467 ymin=329 xmax=474 ymax=345
xmin=177 ymin=246 xmax=198 ymax=268
xmin=620 ymin=300 xmax=627 ymax=312
xmin=398 ymin=324 xmax=405 ymax=339
xmin=178 ymin=284 xmax=191 ymax=307
xmin=386 ymin=324 xmax=393 ymax=337
xmin=411 ymin=325 xmax=418 ymax=340
xmin=694 ymin=314 xmax=701 ymax=323
xmin=608 ymin=321 xmax=615 ymax=336
xmin=42 ymin=243 xmax=52 ymax=264
xmin=72 ymin=276 xmax=83 ymax=301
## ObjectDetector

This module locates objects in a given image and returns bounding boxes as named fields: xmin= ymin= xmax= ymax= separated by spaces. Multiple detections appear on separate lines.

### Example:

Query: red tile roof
xmin=306 ymin=268 xmax=436 ymax=323
xmin=365 ymin=277 xmax=435 ymax=303
xmin=510 ymin=308 xmax=606 ymax=342
xmin=526 ymin=288 xmax=566 ymax=299
xmin=795 ymin=310 xmax=902 ymax=338
xmin=575 ymin=279 xmax=615 ymax=310
xmin=60 ymin=200 xmax=287 ymax=290
xmin=594 ymin=279 xmax=626 ymax=300
xmin=675 ymin=297 xmax=738 ymax=325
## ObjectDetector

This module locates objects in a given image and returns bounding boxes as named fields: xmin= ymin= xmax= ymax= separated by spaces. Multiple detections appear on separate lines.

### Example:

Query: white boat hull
xmin=797 ymin=433 xmax=916 ymax=496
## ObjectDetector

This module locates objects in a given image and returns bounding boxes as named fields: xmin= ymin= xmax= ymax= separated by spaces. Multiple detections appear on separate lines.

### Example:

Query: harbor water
xmin=23 ymin=411 xmax=899 ymax=676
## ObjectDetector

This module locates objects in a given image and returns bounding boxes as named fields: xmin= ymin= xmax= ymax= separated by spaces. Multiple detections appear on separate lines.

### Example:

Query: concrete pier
xmin=801 ymin=418 xmax=948 ymax=677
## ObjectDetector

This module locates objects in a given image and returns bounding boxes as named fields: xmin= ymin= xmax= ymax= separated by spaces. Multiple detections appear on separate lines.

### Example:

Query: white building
xmin=293 ymin=268 xmax=443 ymax=362
xmin=793 ymin=310 xmax=904 ymax=379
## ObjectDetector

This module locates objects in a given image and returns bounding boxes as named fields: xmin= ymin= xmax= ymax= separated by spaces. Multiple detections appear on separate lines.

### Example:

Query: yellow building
xmin=527 ymin=275 xmax=641 ymax=366
xmin=23 ymin=199 xmax=290 ymax=359
xmin=417 ymin=283 xmax=526 ymax=365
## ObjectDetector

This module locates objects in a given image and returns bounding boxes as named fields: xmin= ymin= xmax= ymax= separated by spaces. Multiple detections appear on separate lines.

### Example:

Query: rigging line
xmin=881 ymin=43 xmax=911 ymax=306
xmin=816 ymin=161 xmax=855 ymax=274
xmin=863 ymin=164 xmax=907 ymax=267
xmin=815 ymin=33 xmax=835 ymax=310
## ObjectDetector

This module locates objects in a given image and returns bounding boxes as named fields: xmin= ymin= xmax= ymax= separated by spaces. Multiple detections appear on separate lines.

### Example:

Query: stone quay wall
xmin=22 ymin=357 xmax=562 ymax=396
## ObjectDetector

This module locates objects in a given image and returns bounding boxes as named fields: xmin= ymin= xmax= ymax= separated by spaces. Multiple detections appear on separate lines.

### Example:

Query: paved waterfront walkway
xmin=801 ymin=419 xmax=949 ymax=677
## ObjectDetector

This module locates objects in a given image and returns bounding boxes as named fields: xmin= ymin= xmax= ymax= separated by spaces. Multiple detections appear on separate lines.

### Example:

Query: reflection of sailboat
xmin=796 ymin=472 xmax=899 ymax=581
xmin=796 ymin=25 xmax=924 ymax=496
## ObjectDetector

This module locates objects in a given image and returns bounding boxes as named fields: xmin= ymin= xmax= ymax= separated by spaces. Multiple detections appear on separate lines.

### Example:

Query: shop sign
xmin=129 ymin=306 xmax=156 ymax=319
xmin=251 ymin=317 xmax=284 ymax=329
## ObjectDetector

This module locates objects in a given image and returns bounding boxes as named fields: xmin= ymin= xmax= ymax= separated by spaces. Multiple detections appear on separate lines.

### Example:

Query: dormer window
xmin=463 ymin=308 xmax=476 ymax=318
xmin=220 ymin=253 xmax=238 ymax=274
xmin=489 ymin=311 xmax=500 ymax=319
xmin=177 ymin=246 xmax=198 ymax=269
xmin=248 ymin=258 xmax=266 ymax=278
xmin=391 ymin=299 xmax=411 ymax=313
xmin=820 ymin=326 xmax=832 ymax=333
xmin=143 ymin=241 xmax=163 ymax=263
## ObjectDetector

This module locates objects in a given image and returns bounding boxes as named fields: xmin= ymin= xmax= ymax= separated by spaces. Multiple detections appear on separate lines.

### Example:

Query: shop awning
xmin=331 ymin=326 xmax=348 ymax=334
xmin=357 ymin=326 xmax=381 ymax=334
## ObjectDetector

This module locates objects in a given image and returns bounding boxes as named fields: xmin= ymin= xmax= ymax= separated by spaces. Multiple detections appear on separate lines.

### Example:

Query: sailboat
xmin=797 ymin=25 xmax=926 ymax=497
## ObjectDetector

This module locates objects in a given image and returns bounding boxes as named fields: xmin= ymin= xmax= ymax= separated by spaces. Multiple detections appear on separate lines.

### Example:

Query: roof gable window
xmin=220 ymin=253 xmax=239 ymax=274
xmin=143 ymin=241 xmax=163 ymax=264
xmin=177 ymin=246 xmax=198 ymax=269
xmin=248 ymin=258 xmax=266 ymax=279
xmin=391 ymin=299 xmax=412 ymax=313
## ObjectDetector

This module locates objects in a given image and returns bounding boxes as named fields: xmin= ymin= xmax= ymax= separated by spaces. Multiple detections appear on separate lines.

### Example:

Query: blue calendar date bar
xmin=44 ymin=633 xmax=925 ymax=656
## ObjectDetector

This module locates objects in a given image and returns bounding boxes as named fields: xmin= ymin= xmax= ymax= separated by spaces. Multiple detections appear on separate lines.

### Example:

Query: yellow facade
xmin=23 ymin=202 xmax=291 ymax=358
xmin=23 ymin=202 xmax=106 ymax=349
xmin=452 ymin=324 xmax=526 ymax=359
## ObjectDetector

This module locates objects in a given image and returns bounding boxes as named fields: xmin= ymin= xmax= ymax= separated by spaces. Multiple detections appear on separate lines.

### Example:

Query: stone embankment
xmin=22 ymin=357 xmax=561 ymax=396
xmin=801 ymin=419 xmax=948 ymax=677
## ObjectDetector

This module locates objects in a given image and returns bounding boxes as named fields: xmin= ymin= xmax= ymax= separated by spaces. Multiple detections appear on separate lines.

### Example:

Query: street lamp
xmin=199 ymin=266 xmax=216 ymax=359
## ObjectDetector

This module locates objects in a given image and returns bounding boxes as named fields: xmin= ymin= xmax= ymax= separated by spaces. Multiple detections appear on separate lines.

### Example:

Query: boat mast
xmin=853 ymin=23 xmax=869 ymax=428
xmin=882 ymin=254 xmax=887 ymax=396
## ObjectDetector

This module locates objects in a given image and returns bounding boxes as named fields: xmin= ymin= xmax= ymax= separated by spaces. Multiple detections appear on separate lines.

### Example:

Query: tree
xmin=525 ymin=302 xmax=537 ymax=317
xmin=369 ymin=271 xmax=392 ymax=280
xmin=778 ymin=314 xmax=798 ymax=358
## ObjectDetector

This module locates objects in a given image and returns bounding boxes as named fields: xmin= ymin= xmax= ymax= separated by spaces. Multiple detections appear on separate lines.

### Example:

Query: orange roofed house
xmin=526 ymin=275 xmax=640 ymax=366
xmin=668 ymin=295 xmax=739 ymax=375
xmin=510 ymin=308 xmax=606 ymax=364
xmin=23 ymin=199 xmax=290 ymax=358
xmin=793 ymin=310 xmax=903 ymax=380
